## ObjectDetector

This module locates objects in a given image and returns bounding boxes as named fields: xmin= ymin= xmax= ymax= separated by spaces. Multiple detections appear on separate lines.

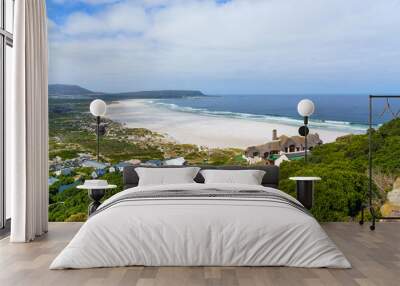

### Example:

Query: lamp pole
xmin=304 ymin=116 xmax=308 ymax=163
xmin=96 ymin=116 xmax=100 ymax=162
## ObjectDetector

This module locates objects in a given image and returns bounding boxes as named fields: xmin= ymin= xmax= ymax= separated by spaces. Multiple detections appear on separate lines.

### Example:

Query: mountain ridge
xmin=48 ymin=84 xmax=100 ymax=96
xmin=48 ymin=84 xmax=206 ymax=99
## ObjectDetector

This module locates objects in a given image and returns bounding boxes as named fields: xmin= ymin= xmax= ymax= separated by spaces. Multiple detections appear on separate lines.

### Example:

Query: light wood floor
xmin=0 ymin=222 xmax=399 ymax=286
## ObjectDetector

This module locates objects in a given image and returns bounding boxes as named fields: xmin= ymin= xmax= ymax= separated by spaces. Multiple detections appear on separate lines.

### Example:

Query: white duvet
xmin=50 ymin=183 xmax=351 ymax=269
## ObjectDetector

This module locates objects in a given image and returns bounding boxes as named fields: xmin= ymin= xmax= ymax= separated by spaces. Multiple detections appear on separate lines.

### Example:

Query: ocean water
xmin=151 ymin=94 xmax=400 ymax=133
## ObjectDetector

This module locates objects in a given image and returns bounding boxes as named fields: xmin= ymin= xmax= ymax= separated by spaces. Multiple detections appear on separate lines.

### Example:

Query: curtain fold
xmin=9 ymin=0 xmax=48 ymax=242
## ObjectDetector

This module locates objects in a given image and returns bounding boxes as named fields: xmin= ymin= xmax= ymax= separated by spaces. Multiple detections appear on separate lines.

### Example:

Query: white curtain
xmin=8 ymin=0 xmax=49 ymax=242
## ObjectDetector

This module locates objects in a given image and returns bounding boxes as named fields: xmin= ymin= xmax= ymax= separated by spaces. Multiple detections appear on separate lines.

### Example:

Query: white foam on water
xmin=150 ymin=101 xmax=369 ymax=134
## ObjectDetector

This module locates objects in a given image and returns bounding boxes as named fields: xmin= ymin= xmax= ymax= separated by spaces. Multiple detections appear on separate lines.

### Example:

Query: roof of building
xmin=143 ymin=160 xmax=163 ymax=166
xmin=163 ymin=157 xmax=186 ymax=166
xmin=56 ymin=168 xmax=72 ymax=174
xmin=82 ymin=160 xmax=107 ymax=169
xmin=246 ymin=132 xmax=322 ymax=155
xmin=48 ymin=177 xmax=59 ymax=186
xmin=127 ymin=159 xmax=141 ymax=165
xmin=115 ymin=162 xmax=133 ymax=168
xmin=285 ymin=151 xmax=306 ymax=160
xmin=292 ymin=134 xmax=321 ymax=146
xmin=268 ymin=154 xmax=281 ymax=161
xmin=247 ymin=140 xmax=281 ymax=153
xmin=270 ymin=151 xmax=306 ymax=161
xmin=58 ymin=180 xmax=81 ymax=193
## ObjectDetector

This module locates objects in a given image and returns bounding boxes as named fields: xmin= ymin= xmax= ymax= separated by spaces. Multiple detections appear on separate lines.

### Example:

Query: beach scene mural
xmin=47 ymin=1 xmax=400 ymax=222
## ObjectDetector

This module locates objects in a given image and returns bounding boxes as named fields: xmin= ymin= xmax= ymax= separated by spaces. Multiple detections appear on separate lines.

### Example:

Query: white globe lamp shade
xmin=90 ymin=99 xmax=107 ymax=117
xmin=297 ymin=99 xmax=315 ymax=117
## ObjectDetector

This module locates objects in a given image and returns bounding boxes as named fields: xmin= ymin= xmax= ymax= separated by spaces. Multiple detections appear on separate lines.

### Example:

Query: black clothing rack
xmin=360 ymin=95 xmax=400 ymax=230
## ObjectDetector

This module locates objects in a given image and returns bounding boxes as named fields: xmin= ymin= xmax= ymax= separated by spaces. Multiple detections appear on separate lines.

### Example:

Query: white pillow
xmin=200 ymin=169 xmax=266 ymax=185
xmin=136 ymin=167 xmax=200 ymax=186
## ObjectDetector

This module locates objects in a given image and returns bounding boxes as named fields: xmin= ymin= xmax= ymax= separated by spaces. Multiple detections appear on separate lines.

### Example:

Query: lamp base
xmin=88 ymin=189 xmax=105 ymax=215
xmin=296 ymin=180 xmax=314 ymax=210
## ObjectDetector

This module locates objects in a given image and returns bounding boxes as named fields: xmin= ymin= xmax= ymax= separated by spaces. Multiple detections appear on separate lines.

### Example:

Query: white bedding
xmin=50 ymin=183 xmax=351 ymax=269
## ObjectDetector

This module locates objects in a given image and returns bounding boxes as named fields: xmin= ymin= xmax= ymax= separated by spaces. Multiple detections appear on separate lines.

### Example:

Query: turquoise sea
xmin=151 ymin=94 xmax=400 ymax=133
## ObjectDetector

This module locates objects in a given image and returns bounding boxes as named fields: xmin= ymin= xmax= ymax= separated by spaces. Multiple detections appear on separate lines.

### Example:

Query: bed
xmin=50 ymin=166 xmax=351 ymax=269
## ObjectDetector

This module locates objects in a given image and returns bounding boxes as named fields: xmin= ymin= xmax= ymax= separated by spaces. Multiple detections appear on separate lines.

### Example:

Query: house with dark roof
xmin=245 ymin=129 xmax=322 ymax=160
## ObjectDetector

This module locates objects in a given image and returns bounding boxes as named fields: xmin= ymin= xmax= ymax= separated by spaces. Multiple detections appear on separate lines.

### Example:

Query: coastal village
xmin=49 ymin=153 xmax=188 ymax=189
xmin=49 ymin=127 xmax=323 ymax=193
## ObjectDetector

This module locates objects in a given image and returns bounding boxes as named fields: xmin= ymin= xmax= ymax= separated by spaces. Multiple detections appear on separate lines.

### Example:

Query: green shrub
xmin=65 ymin=212 xmax=87 ymax=222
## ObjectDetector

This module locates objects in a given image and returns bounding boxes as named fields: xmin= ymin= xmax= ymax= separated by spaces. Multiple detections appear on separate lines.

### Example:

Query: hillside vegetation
xmin=279 ymin=118 xmax=400 ymax=221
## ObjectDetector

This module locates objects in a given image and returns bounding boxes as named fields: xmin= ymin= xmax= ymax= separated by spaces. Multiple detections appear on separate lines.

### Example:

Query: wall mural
xmin=47 ymin=0 xmax=400 ymax=222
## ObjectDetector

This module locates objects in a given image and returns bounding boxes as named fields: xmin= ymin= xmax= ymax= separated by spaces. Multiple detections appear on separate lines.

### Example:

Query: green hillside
xmin=279 ymin=118 xmax=400 ymax=221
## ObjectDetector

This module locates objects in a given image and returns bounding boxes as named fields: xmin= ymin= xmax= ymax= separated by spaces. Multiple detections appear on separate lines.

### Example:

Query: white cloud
xmin=48 ymin=0 xmax=400 ymax=93
xmin=63 ymin=2 xmax=149 ymax=35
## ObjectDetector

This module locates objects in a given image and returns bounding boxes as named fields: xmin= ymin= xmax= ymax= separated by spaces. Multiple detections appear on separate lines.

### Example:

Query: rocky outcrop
xmin=381 ymin=177 xmax=400 ymax=217
xmin=387 ymin=178 xmax=400 ymax=204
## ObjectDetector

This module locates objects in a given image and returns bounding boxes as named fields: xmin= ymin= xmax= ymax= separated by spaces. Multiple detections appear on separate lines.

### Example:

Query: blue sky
xmin=47 ymin=0 xmax=400 ymax=94
xmin=47 ymin=2 xmax=99 ymax=24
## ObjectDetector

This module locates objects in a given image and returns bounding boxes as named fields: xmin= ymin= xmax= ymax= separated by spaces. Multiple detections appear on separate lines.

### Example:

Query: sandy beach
xmin=106 ymin=100 xmax=352 ymax=149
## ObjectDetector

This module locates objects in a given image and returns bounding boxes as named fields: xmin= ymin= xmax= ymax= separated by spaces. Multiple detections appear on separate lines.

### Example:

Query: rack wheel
xmin=370 ymin=225 xmax=375 ymax=231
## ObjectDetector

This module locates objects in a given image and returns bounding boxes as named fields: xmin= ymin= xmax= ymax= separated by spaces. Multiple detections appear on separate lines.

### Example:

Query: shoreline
xmin=106 ymin=99 xmax=357 ymax=149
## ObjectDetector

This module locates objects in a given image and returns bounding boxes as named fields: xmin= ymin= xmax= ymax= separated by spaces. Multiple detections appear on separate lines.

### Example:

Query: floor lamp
xmin=297 ymin=99 xmax=315 ymax=163
xmin=90 ymin=99 xmax=107 ymax=162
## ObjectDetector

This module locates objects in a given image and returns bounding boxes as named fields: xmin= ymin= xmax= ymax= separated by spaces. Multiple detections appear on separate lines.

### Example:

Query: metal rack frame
xmin=360 ymin=95 xmax=400 ymax=230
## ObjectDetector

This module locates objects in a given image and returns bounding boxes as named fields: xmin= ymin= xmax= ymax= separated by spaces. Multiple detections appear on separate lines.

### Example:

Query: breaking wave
xmin=149 ymin=101 xmax=369 ymax=133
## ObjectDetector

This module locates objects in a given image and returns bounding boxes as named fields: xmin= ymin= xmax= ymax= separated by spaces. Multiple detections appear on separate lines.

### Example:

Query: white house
xmin=163 ymin=157 xmax=186 ymax=166
xmin=82 ymin=160 xmax=107 ymax=170
xmin=91 ymin=171 xmax=98 ymax=179
xmin=243 ymin=155 xmax=262 ymax=165
xmin=274 ymin=151 xmax=306 ymax=166
xmin=54 ymin=156 xmax=62 ymax=163
xmin=55 ymin=168 xmax=72 ymax=177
